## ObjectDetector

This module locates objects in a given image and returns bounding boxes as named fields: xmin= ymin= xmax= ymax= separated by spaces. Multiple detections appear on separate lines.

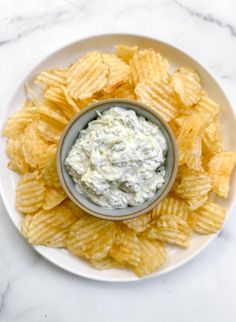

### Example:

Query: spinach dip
xmin=65 ymin=107 xmax=167 ymax=209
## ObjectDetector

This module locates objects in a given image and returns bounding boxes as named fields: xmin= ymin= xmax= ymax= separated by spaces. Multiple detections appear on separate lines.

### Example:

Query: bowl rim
xmin=57 ymin=98 xmax=178 ymax=220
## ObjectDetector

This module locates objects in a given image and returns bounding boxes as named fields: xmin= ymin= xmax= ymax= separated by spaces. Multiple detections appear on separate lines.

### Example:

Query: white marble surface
xmin=0 ymin=0 xmax=236 ymax=321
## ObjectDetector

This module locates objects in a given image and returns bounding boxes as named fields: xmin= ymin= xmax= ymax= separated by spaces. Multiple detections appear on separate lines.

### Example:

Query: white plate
xmin=1 ymin=34 xmax=236 ymax=282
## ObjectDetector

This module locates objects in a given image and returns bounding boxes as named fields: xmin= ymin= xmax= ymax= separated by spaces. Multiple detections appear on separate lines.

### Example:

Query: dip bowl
xmin=57 ymin=99 xmax=178 ymax=221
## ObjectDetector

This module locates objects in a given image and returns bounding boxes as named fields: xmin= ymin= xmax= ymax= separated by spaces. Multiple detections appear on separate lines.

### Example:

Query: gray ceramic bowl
xmin=57 ymin=99 xmax=178 ymax=221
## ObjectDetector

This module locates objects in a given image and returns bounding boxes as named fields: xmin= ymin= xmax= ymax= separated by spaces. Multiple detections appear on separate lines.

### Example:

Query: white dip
xmin=65 ymin=107 xmax=168 ymax=209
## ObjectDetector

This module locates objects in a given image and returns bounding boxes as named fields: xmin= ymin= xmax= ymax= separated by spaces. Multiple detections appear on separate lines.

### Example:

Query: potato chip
xmin=168 ymin=119 xmax=179 ymax=136
xmin=185 ymin=136 xmax=202 ymax=170
xmin=16 ymin=172 xmax=45 ymax=213
xmin=109 ymin=227 xmax=141 ymax=267
xmin=115 ymin=44 xmax=138 ymax=63
xmin=102 ymin=54 xmax=130 ymax=92
xmin=22 ymin=99 xmax=34 ymax=110
xmin=22 ymin=122 xmax=49 ymax=169
xmin=62 ymin=199 xmax=88 ymax=218
xmin=21 ymin=205 xmax=77 ymax=247
xmin=123 ymin=213 xmax=152 ymax=233
xmin=186 ymin=195 xmax=208 ymax=211
xmin=67 ymin=51 xmax=109 ymax=100
xmin=176 ymin=112 xmax=211 ymax=164
xmin=173 ymin=116 xmax=185 ymax=127
xmin=3 ymin=109 xmax=36 ymax=139
xmin=193 ymin=91 xmax=220 ymax=118
xmin=77 ymin=97 xmax=98 ymax=109
xmin=89 ymin=257 xmax=125 ymax=270
xmin=67 ymin=215 xmax=117 ymax=260
xmin=30 ymin=105 xmax=68 ymax=125
xmin=94 ymin=90 xmax=113 ymax=100
xmin=135 ymin=77 xmax=179 ymax=122
xmin=42 ymin=143 xmax=57 ymax=162
xmin=130 ymin=49 xmax=169 ymax=85
xmin=44 ymin=86 xmax=70 ymax=109
xmin=36 ymin=115 xmax=64 ymax=143
xmin=41 ymin=151 xmax=61 ymax=189
xmin=170 ymin=67 xmax=201 ymax=107
xmin=61 ymin=86 xmax=80 ymax=115
xmin=191 ymin=201 xmax=226 ymax=234
xmin=174 ymin=167 xmax=212 ymax=200
xmin=133 ymin=237 xmax=166 ymax=277
xmin=152 ymin=196 xmax=189 ymax=220
xmin=148 ymin=215 xmax=192 ymax=247
xmin=6 ymin=137 xmax=30 ymax=174
xmin=43 ymin=187 xmax=67 ymax=210
xmin=35 ymin=68 xmax=67 ymax=90
xmin=44 ymin=86 xmax=80 ymax=119
xmin=113 ymin=82 xmax=136 ymax=100
xmin=25 ymin=83 xmax=41 ymax=106
xmin=202 ymin=117 xmax=223 ymax=156
xmin=208 ymin=151 xmax=236 ymax=198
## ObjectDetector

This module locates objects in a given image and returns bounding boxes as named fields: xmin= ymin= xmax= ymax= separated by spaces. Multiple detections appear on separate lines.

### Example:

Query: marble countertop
xmin=1 ymin=0 xmax=236 ymax=321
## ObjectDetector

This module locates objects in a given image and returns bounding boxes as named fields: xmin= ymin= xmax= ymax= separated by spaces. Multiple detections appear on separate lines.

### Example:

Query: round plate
xmin=0 ymin=34 xmax=235 ymax=282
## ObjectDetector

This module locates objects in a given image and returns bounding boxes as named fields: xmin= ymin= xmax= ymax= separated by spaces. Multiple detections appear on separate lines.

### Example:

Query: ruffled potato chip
xmin=22 ymin=99 xmax=34 ymax=110
xmin=123 ymin=213 xmax=152 ymax=233
xmin=176 ymin=113 xmax=211 ymax=164
xmin=25 ymin=83 xmax=41 ymax=106
xmin=115 ymin=44 xmax=138 ymax=63
xmin=21 ymin=205 xmax=77 ymax=247
xmin=16 ymin=172 xmax=45 ymax=214
xmin=130 ymin=49 xmax=169 ymax=85
xmin=67 ymin=215 xmax=118 ymax=260
xmin=185 ymin=136 xmax=202 ymax=170
xmin=109 ymin=227 xmax=141 ymax=267
xmin=62 ymin=199 xmax=89 ymax=218
xmin=173 ymin=116 xmax=185 ymax=127
xmin=133 ymin=237 xmax=167 ymax=277
xmin=93 ymin=90 xmax=113 ymax=100
xmin=30 ymin=105 xmax=68 ymax=125
xmin=22 ymin=122 xmax=49 ymax=169
xmin=193 ymin=91 xmax=220 ymax=119
xmin=43 ymin=187 xmax=67 ymax=210
xmin=41 ymin=151 xmax=61 ymax=189
xmin=174 ymin=167 xmax=212 ymax=200
xmin=89 ymin=257 xmax=125 ymax=270
xmin=37 ymin=118 xmax=64 ymax=143
xmin=44 ymin=86 xmax=70 ymax=109
xmin=67 ymin=51 xmax=109 ymax=100
xmin=202 ymin=117 xmax=223 ymax=157
xmin=186 ymin=195 xmax=208 ymax=211
xmin=77 ymin=97 xmax=99 ymax=109
xmin=61 ymin=86 xmax=80 ymax=116
xmin=35 ymin=68 xmax=68 ymax=90
xmin=103 ymin=54 xmax=130 ymax=92
xmin=113 ymin=82 xmax=136 ymax=100
xmin=152 ymin=196 xmax=189 ymax=220
xmin=168 ymin=119 xmax=179 ymax=136
xmin=208 ymin=151 xmax=236 ymax=198
xmin=3 ymin=109 xmax=36 ymax=139
xmin=44 ymin=86 xmax=80 ymax=119
xmin=6 ymin=137 xmax=30 ymax=174
xmin=148 ymin=215 xmax=192 ymax=248
xmin=190 ymin=201 xmax=226 ymax=234
xmin=170 ymin=67 xmax=201 ymax=107
xmin=135 ymin=77 xmax=179 ymax=122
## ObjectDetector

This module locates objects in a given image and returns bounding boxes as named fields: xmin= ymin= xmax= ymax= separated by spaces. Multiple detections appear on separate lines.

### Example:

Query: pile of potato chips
xmin=3 ymin=45 xmax=236 ymax=277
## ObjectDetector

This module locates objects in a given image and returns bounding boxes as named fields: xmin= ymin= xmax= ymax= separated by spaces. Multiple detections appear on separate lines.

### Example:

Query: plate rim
xmin=0 ymin=32 xmax=235 ymax=283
